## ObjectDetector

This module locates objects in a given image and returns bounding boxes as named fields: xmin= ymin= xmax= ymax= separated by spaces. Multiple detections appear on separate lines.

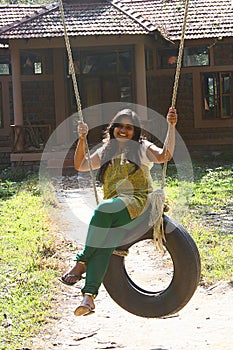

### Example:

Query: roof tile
xmin=0 ymin=1 xmax=233 ymax=41
xmin=124 ymin=0 xmax=233 ymax=40
xmin=0 ymin=2 xmax=149 ymax=40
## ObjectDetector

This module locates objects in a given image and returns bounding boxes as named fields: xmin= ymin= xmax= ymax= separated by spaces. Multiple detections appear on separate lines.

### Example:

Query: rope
xmin=151 ymin=0 xmax=189 ymax=251
xmin=58 ymin=0 xmax=99 ymax=205
xmin=58 ymin=0 xmax=127 ymax=258
xmin=161 ymin=0 xmax=190 ymax=189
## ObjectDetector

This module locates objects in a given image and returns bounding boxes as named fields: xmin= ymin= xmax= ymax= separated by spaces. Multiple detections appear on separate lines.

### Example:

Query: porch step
xmin=9 ymin=150 xmax=76 ymax=174
xmin=46 ymin=150 xmax=75 ymax=175
xmin=47 ymin=158 xmax=74 ymax=169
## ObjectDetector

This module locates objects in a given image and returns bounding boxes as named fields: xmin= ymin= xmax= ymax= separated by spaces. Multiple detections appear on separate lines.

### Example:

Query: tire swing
xmin=58 ymin=0 xmax=201 ymax=318
xmin=103 ymin=213 xmax=201 ymax=318
xmin=103 ymin=0 xmax=201 ymax=318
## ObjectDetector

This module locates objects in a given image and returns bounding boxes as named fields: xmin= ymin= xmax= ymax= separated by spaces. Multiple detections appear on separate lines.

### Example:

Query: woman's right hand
xmin=78 ymin=121 xmax=88 ymax=138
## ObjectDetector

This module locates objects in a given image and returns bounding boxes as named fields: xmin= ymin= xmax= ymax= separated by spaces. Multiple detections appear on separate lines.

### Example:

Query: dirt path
xmin=31 ymin=279 xmax=233 ymax=350
xmin=32 ymin=176 xmax=233 ymax=350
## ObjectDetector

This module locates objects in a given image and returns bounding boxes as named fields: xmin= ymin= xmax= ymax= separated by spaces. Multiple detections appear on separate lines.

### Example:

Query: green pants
xmin=75 ymin=198 xmax=133 ymax=296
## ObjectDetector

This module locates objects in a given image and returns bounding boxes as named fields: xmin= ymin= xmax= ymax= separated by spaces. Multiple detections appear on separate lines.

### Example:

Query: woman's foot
xmin=74 ymin=294 xmax=95 ymax=316
xmin=59 ymin=262 xmax=86 ymax=286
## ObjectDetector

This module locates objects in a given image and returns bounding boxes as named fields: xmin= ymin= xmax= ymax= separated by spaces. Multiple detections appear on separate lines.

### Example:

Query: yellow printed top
xmin=97 ymin=141 xmax=154 ymax=219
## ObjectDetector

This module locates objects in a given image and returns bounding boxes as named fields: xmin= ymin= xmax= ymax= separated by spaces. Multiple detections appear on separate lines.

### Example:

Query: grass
xmin=0 ymin=174 xmax=63 ymax=350
xmin=0 ymin=163 xmax=232 ymax=348
xmin=189 ymin=166 xmax=233 ymax=210
xmin=164 ymin=163 xmax=233 ymax=285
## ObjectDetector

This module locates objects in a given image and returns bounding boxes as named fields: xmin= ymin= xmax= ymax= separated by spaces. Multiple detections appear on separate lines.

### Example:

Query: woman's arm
xmin=146 ymin=107 xmax=177 ymax=163
xmin=74 ymin=121 xmax=101 ymax=171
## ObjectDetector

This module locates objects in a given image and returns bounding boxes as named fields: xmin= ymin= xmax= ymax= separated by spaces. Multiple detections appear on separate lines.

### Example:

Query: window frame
xmin=20 ymin=49 xmax=53 ymax=76
xmin=0 ymin=50 xmax=11 ymax=76
xmin=202 ymin=71 xmax=233 ymax=120
xmin=157 ymin=45 xmax=210 ymax=69
xmin=194 ymin=70 xmax=233 ymax=128
xmin=219 ymin=72 xmax=233 ymax=119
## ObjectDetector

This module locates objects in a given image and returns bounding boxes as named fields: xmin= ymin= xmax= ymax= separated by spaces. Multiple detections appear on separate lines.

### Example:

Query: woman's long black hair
xmin=96 ymin=109 xmax=143 ymax=184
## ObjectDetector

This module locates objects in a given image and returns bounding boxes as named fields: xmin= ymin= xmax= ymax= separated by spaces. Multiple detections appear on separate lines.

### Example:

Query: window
xmin=21 ymin=52 xmax=42 ymax=75
xmin=158 ymin=48 xmax=178 ymax=69
xmin=158 ymin=46 xmax=209 ymax=68
xmin=183 ymin=47 xmax=209 ymax=67
xmin=81 ymin=52 xmax=117 ymax=75
xmin=20 ymin=49 xmax=53 ymax=75
xmin=71 ymin=50 xmax=133 ymax=77
xmin=202 ymin=72 xmax=233 ymax=120
xmin=0 ymin=52 xmax=11 ymax=75
xmin=67 ymin=48 xmax=134 ymax=108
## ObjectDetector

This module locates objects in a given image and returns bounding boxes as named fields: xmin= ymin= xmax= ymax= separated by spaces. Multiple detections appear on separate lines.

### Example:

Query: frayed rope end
xmin=148 ymin=189 xmax=166 ymax=253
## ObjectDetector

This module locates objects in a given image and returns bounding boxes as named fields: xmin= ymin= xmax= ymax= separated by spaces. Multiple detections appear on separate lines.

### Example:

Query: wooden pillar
xmin=53 ymin=48 xmax=69 ymax=145
xmin=10 ymin=42 xmax=24 ymax=151
xmin=134 ymin=42 xmax=147 ymax=120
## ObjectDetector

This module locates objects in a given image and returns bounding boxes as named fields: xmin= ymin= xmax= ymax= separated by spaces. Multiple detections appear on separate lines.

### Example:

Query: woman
xmin=60 ymin=107 xmax=177 ymax=316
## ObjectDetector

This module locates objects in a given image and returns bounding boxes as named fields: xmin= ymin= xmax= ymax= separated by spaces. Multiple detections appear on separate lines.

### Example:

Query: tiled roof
xmin=0 ymin=5 xmax=47 ymax=28
xmin=0 ymin=4 xmax=61 ymax=38
xmin=0 ymin=0 xmax=233 ymax=41
xmin=0 ymin=1 xmax=151 ymax=40
xmin=122 ymin=0 xmax=233 ymax=41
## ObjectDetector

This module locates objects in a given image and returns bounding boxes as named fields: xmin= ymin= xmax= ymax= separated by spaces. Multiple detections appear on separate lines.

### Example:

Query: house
xmin=0 ymin=0 xmax=233 ymax=170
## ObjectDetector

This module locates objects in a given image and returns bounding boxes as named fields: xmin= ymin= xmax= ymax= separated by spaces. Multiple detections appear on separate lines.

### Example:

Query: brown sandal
xmin=59 ymin=273 xmax=82 ymax=286
xmin=59 ymin=262 xmax=86 ymax=286
xmin=74 ymin=295 xmax=95 ymax=316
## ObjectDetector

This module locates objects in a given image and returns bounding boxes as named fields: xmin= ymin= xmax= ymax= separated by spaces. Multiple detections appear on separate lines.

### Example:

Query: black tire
xmin=103 ymin=214 xmax=201 ymax=318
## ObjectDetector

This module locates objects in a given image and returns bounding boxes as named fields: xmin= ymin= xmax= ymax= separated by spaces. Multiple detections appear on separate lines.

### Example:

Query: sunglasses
xmin=113 ymin=123 xmax=134 ymax=131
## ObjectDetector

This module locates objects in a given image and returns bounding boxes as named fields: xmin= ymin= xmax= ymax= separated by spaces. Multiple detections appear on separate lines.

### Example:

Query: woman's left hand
xmin=167 ymin=107 xmax=178 ymax=126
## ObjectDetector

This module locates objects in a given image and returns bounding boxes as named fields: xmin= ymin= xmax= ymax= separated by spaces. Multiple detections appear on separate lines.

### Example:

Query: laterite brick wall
xmin=22 ymin=81 xmax=56 ymax=129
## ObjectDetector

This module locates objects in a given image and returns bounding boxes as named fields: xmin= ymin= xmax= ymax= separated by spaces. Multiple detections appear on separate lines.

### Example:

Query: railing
xmin=11 ymin=124 xmax=51 ymax=153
